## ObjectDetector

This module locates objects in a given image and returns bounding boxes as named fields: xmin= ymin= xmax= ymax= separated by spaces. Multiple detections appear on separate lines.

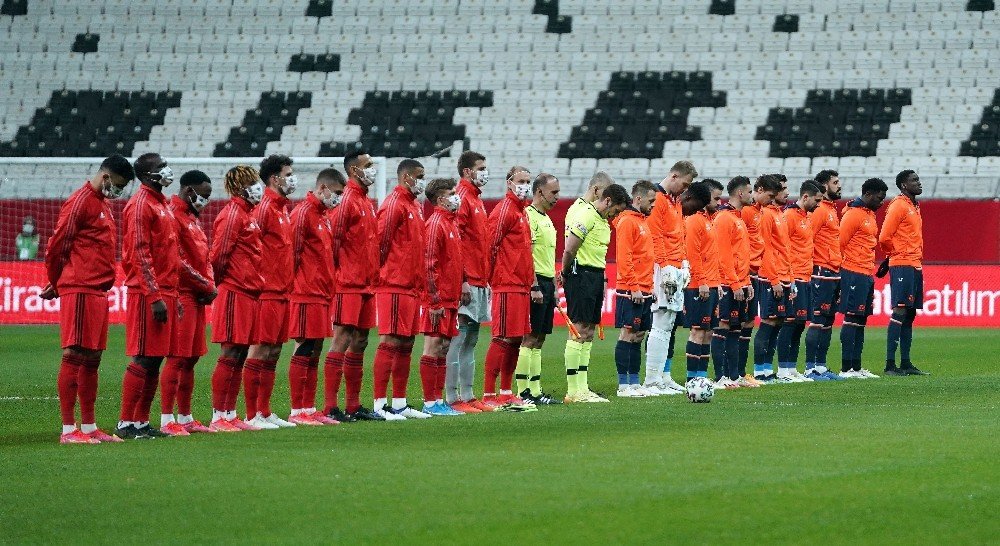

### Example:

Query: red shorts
xmin=376 ymin=292 xmax=421 ymax=337
xmin=126 ymin=292 xmax=177 ymax=357
xmin=491 ymin=291 xmax=531 ymax=338
xmin=210 ymin=286 xmax=258 ymax=345
xmin=170 ymin=293 xmax=207 ymax=358
xmin=331 ymin=292 xmax=376 ymax=330
xmin=254 ymin=298 xmax=290 ymax=345
xmin=59 ymin=291 xmax=109 ymax=351
xmin=421 ymin=306 xmax=459 ymax=338
xmin=289 ymin=301 xmax=332 ymax=340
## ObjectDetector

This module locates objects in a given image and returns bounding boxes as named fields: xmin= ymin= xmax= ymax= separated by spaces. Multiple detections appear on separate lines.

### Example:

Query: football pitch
xmin=1 ymin=325 xmax=997 ymax=544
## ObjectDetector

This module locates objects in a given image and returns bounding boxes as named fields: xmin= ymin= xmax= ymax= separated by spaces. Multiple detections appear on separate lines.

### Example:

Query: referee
xmin=516 ymin=173 xmax=562 ymax=405
xmin=561 ymin=174 xmax=630 ymax=403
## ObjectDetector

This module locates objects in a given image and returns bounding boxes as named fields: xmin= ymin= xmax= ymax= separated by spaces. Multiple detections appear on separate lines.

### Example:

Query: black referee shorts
xmin=564 ymin=264 xmax=605 ymax=325
xmin=529 ymin=275 xmax=557 ymax=335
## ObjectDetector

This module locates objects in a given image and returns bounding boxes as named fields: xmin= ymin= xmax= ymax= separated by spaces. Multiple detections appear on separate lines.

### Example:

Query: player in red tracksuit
xmin=483 ymin=166 xmax=535 ymax=407
xmin=418 ymin=178 xmax=466 ymax=416
xmin=42 ymin=154 xmax=135 ymax=444
xmin=446 ymin=151 xmax=493 ymax=412
xmin=324 ymin=150 xmax=384 ymax=422
xmin=116 ymin=153 xmax=185 ymax=440
xmin=160 ymin=170 xmax=218 ymax=435
xmin=244 ymin=155 xmax=306 ymax=429
xmin=372 ymin=159 xmax=429 ymax=420
xmin=288 ymin=168 xmax=345 ymax=426
xmin=209 ymin=165 xmax=266 ymax=432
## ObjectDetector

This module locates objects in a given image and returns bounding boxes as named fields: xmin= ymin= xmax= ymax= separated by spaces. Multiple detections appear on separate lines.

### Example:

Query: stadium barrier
xmin=2 ymin=262 xmax=997 ymax=327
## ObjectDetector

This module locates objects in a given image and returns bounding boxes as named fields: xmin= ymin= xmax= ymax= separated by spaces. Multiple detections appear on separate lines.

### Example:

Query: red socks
xmin=483 ymin=339 xmax=506 ymax=394
xmin=211 ymin=357 xmax=238 ymax=412
xmin=303 ymin=357 xmax=319 ymax=410
xmin=57 ymin=354 xmax=84 ymax=426
xmin=176 ymin=358 xmax=197 ymax=416
xmin=119 ymin=362 xmax=147 ymax=421
xmin=419 ymin=355 xmax=436 ymax=402
xmin=133 ymin=362 xmax=161 ymax=424
xmin=243 ymin=358 xmax=264 ymax=418
xmin=343 ymin=351 xmax=364 ymax=413
xmin=225 ymin=359 xmax=244 ymax=413
xmin=435 ymin=357 xmax=447 ymax=402
xmin=391 ymin=345 xmax=412 ymax=399
xmin=160 ymin=357 xmax=184 ymax=415
xmin=323 ymin=351 xmax=345 ymax=413
xmin=289 ymin=355 xmax=310 ymax=411
xmin=78 ymin=356 xmax=100 ymax=425
xmin=499 ymin=337 xmax=521 ymax=392
xmin=373 ymin=343 xmax=393 ymax=400
xmin=257 ymin=359 xmax=277 ymax=417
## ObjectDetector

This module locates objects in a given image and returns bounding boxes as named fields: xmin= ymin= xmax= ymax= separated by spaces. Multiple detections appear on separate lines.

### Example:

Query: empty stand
xmin=961 ymin=88 xmax=1000 ymax=156
xmin=214 ymin=91 xmax=312 ymax=157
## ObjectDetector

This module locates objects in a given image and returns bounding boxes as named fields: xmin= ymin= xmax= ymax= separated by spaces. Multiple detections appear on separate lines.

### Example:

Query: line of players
xmin=45 ymin=152 xmax=926 ymax=444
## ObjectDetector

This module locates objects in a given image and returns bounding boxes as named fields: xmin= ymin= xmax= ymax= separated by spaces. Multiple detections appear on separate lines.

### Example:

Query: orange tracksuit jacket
xmin=758 ymin=204 xmax=792 ymax=286
xmin=648 ymin=188 xmax=685 ymax=267
xmin=614 ymin=208 xmax=654 ymax=292
xmin=714 ymin=204 xmax=750 ymax=291
xmin=741 ymin=203 xmax=764 ymax=274
xmin=783 ymin=204 xmax=814 ymax=282
xmin=685 ymin=210 xmax=720 ymax=288
xmin=878 ymin=195 xmax=923 ymax=267
xmin=810 ymin=199 xmax=842 ymax=272
xmin=840 ymin=199 xmax=879 ymax=276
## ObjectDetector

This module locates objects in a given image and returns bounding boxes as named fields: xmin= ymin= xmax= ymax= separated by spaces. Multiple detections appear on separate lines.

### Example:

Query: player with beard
xmin=804 ymin=170 xmax=846 ymax=381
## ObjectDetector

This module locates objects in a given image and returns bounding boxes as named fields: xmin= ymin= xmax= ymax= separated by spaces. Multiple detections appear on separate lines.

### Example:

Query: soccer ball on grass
xmin=685 ymin=377 xmax=714 ymax=403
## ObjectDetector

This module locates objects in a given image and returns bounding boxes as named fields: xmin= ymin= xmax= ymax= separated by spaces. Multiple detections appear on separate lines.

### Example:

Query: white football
xmin=685 ymin=377 xmax=715 ymax=403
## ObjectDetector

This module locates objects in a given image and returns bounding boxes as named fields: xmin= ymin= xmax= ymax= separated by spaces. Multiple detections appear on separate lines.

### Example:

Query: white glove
xmin=679 ymin=261 xmax=691 ymax=288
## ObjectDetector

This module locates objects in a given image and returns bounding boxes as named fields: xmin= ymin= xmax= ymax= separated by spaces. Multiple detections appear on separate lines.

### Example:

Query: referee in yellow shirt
xmin=515 ymin=173 xmax=562 ymax=404
xmin=561 ymin=173 xmax=630 ymax=403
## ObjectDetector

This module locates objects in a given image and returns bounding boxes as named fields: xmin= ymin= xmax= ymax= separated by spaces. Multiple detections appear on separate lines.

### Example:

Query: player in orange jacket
xmin=880 ymin=170 xmax=929 ymax=376
xmin=751 ymin=174 xmax=792 ymax=383
xmin=612 ymin=180 xmax=658 ymax=397
xmin=711 ymin=176 xmax=756 ymax=388
xmin=775 ymin=180 xmax=822 ymax=382
xmin=683 ymin=180 xmax=724 ymax=383
xmin=838 ymin=178 xmax=888 ymax=378
xmin=804 ymin=169 xmax=846 ymax=381
xmin=738 ymin=176 xmax=781 ymax=387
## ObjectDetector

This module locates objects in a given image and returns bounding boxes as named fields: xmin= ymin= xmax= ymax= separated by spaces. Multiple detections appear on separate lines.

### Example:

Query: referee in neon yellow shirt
xmin=561 ymin=173 xmax=630 ymax=403
xmin=515 ymin=173 xmax=562 ymax=404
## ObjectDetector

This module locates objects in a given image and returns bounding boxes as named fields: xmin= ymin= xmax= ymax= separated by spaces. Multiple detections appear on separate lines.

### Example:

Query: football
xmin=685 ymin=377 xmax=715 ymax=403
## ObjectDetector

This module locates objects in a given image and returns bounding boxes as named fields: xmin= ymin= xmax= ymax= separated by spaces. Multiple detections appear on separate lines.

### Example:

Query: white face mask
xmin=102 ymin=178 xmax=126 ymax=199
xmin=282 ymin=174 xmax=298 ymax=196
xmin=189 ymin=192 xmax=210 ymax=212
xmin=514 ymin=183 xmax=531 ymax=200
xmin=22 ymin=224 xmax=34 ymax=235
xmin=410 ymin=176 xmax=427 ymax=196
xmin=322 ymin=190 xmax=342 ymax=209
xmin=445 ymin=194 xmax=461 ymax=212
xmin=244 ymin=181 xmax=265 ymax=204
xmin=151 ymin=166 xmax=174 ymax=187
xmin=475 ymin=170 xmax=489 ymax=187
xmin=362 ymin=166 xmax=377 ymax=185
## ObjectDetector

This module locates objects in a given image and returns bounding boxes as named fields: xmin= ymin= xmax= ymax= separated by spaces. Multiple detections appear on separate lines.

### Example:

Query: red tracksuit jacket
xmin=376 ymin=185 xmax=426 ymax=297
xmin=290 ymin=191 xmax=335 ymax=303
xmin=122 ymin=184 xmax=180 ymax=298
xmin=45 ymin=182 xmax=117 ymax=295
xmin=210 ymin=196 xmax=264 ymax=295
xmin=168 ymin=195 xmax=214 ymax=297
xmin=330 ymin=178 xmax=378 ymax=294
xmin=424 ymin=206 xmax=462 ymax=309
xmin=456 ymin=178 xmax=490 ymax=288
xmin=253 ymin=187 xmax=293 ymax=299
xmin=487 ymin=190 xmax=533 ymax=293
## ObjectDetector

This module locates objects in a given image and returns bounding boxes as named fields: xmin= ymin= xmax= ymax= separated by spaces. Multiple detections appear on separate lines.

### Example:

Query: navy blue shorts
xmin=839 ymin=269 xmax=875 ymax=316
xmin=757 ymin=280 xmax=791 ymax=320
xmin=717 ymin=286 xmax=749 ymax=326
xmin=810 ymin=266 xmax=841 ymax=318
xmin=684 ymin=287 xmax=719 ymax=329
xmin=747 ymin=275 xmax=761 ymax=321
xmin=614 ymin=293 xmax=653 ymax=331
xmin=889 ymin=266 xmax=923 ymax=309
xmin=786 ymin=280 xmax=811 ymax=321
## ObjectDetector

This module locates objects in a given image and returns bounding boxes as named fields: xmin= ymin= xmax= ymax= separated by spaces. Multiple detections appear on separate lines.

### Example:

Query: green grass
xmin=1 ymin=325 xmax=997 ymax=544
